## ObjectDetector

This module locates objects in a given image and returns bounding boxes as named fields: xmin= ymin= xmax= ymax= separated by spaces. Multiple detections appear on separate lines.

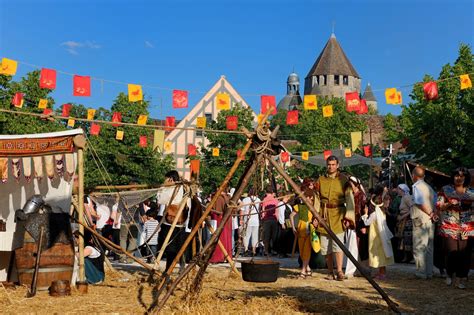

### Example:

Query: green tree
xmin=198 ymin=103 xmax=255 ymax=195
xmin=383 ymin=113 xmax=401 ymax=144
xmin=400 ymin=43 xmax=474 ymax=172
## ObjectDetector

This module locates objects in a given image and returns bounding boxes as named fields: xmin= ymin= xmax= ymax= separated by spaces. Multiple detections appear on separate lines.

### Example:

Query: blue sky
xmin=0 ymin=0 xmax=472 ymax=119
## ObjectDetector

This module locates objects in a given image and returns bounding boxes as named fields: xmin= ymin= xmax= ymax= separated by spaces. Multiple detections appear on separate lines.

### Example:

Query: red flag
xmin=423 ymin=81 xmax=438 ymax=101
xmin=323 ymin=150 xmax=332 ymax=160
xmin=165 ymin=116 xmax=176 ymax=131
xmin=90 ymin=123 xmax=101 ymax=136
xmin=260 ymin=95 xmax=276 ymax=115
xmin=139 ymin=136 xmax=147 ymax=147
xmin=401 ymin=138 xmax=409 ymax=148
xmin=345 ymin=92 xmax=361 ymax=112
xmin=11 ymin=92 xmax=23 ymax=107
xmin=281 ymin=152 xmax=290 ymax=163
xmin=286 ymin=110 xmax=299 ymax=125
xmin=73 ymin=75 xmax=91 ymax=96
xmin=39 ymin=68 xmax=57 ymax=89
xmin=188 ymin=144 xmax=197 ymax=156
xmin=62 ymin=104 xmax=72 ymax=117
xmin=226 ymin=115 xmax=238 ymax=130
xmin=356 ymin=99 xmax=368 ymax=115
xmin=42 ymin=108 xmax=53 ymax=115
xmin=190 ymin=159 xmax=200 ymax=175
xmin=237 ymin=149 xmax=245 ymax=160
xmin=363 ymin=145 xmax=372 ymax=157
xmin=112 ymin=112 xmax=122 ymax=127
xmin=172 ymin=89 xmax=188 ymax=108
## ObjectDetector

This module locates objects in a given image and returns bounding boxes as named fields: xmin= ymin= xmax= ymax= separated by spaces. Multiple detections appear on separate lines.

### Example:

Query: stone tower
xmin=304 ymin=33 xmax=361 ymax=98
xmin=362 ymin=83 xmax=377 ymax=111
xmin=277 ymin=72 xmax=303 ymax=111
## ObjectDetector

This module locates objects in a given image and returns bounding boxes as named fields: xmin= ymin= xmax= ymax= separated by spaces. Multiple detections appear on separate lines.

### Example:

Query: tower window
xmin=343 ymin=75 xmax=349 ymax=85
xmin=322 ymin=75 xmax=327 ymax=86
xmin=334 ymin=75 xmax=340 ymax=85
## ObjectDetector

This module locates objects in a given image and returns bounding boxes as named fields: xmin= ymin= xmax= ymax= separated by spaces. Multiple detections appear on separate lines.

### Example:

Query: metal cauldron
xmin=241 ymin=259 xmax=280 ymax=283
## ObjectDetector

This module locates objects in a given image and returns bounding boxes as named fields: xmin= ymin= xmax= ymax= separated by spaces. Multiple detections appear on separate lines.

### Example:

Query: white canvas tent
xmin=0 ymin=129 xmax=83 ymax=281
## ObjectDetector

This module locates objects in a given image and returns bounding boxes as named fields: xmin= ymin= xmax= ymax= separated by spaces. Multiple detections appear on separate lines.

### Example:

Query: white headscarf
xmin=397 ymin=184 xmax=410 ymax=195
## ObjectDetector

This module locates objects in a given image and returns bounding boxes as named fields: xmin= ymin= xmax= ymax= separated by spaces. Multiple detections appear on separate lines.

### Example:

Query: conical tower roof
xmin=305 ymin=34 xmax=360 ymax=79
xmin=362 ymin=83 xmax=376 ymax=101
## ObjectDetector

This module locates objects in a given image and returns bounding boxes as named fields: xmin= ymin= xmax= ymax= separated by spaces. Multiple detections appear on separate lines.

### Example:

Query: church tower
xmin=362 ymin=83 xmax=377 ymax=111
xmin=277 ymin=72 xmax=303 ymax=111
xmin=304 ymin=33 xmax=361 ymax=98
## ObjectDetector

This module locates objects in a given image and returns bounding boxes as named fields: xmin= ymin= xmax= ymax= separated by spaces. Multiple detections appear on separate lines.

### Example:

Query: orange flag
xmin=460 ymin=74 xmax=472 ymax=90
xmin=322 ymin=105 xmax=333 ymax=118
xmin=116 ymin=130 xmax=124 ymax=141
xmin=216 ymin=93 xmax=230 ymax=110
xmin=137 ymin=114 xmax=148 ymax=125
xmin=303 ymin=95 xmax=317 ymax=110
xmin=423 ymin=82 xmax=438 ymax=101
xmin=128 ymin=84 xmax=143 ymax=102
xmin=280 ymin=152 xmax=290 ymax=163
xmin=0 ymin=58 xmax=18 ymax=75
xmin=173 ymin=90 xmax=188 ymax=108
xmin=38 ymin=99 xmax=48 ymax=109
xmin=323 ymin=150 xmax=332 ymax=160
xmin=385 ymin=88 xmax=397 ymax=104
xmin=87 ymin=109 xmax=96 ymax=120
xmin=164 ymin=141 xmax=172 ymax=153
xmin=12 ymin=93 xmax=24 ymax=108
xmin=286 ymin=110 xmax=298 ymax=125
xmin=90 ymin=123 xmax=101 ymax=136
xmin=302 ymin=151 xmax=309 ymax=161
xmin=260 ymin=95 xmax=276 ymax=115
xmin=212 ymin=148 xmax=220 ymax=157
xmin=67 ymin=119 xmax=75 ymax=127
xmin=344 ymin=148 xmax=352 ymax=158
xmin=190 ymin=160 xmax=200 ymax=175
xmin=345 ymin=92 xmax=361 ymax=112
xmin=139 ymin=136 xmax=147 ymax=148
xmin=196 ymin=117 xmax=206 ymax=129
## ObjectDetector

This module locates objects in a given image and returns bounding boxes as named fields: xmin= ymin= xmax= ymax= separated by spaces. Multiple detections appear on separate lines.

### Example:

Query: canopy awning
xmin=291 ymin=149 xmax=379 ymax=167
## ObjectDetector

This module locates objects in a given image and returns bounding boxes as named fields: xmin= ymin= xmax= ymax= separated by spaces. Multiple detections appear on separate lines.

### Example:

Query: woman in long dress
xmin=209 ymin=191 xmax=233 ymax=263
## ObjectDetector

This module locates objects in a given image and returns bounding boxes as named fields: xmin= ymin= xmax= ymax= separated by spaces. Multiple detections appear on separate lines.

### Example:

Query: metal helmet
xmin=22 ymin=195 xmax=45 ymax=215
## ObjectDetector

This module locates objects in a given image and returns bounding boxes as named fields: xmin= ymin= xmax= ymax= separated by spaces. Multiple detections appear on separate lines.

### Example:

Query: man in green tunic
xmin=313 ymin=155 xmax=355 ymax=281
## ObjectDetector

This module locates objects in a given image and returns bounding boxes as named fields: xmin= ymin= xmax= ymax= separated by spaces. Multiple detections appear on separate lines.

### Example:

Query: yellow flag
xmin=212 ymin=148 xmax=220 ymax=157
xmin=128 ymin=84 xmax=143 ymax=102
xmin=395 ymin=91 xmax=402 ymax=105
xmin=216 ymin=93 xmax=230 ymax=110
xmin=460 ymin=74 xmax=472 ymax=90
xmin=164 ymin=141 xmax=172 ymax=153
xmin=322 ymin=105 xmax=333 ymax=118
xmin=137 ymin=114 xmax=148 ymax=125
xmin=385 ymin=88 xmax=397 ymax=104
xmin=344 ymin=148 xmax=352 ymax=158
xmin=116 ymin=130 xmax=124 ymax=140
xmin=303 ymin=95 xmax=317 ymax=110
xmin=196 ymin=117 xmax=206 ymax=129
xmin=302 ymin=151 xmax=309 ymax=161
xmin=38 ymin=99 xmax=48 ymax=109
xmin=0 ymin=58 xmax=18 ymax=76
xmin=87 ymin=109 xmax=96 ymax=120
xmin=67 ymin=119 xmax=75 ymax=127
xmin=153 ymin=129 xmax=165 ymax=151
xmin=350 ymin=132 xmax=362 ymax=151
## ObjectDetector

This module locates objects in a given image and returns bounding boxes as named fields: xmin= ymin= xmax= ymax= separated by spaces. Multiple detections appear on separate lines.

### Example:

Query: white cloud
xmin=145 ymin=40 xmax=154 ymax=48
xmin=60 ymin=40 xmax=101 ymax=55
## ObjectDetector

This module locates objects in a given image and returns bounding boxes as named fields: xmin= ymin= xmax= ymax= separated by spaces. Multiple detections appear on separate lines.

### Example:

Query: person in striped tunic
xmin=143 ymin=204 xmax=159 ymax=263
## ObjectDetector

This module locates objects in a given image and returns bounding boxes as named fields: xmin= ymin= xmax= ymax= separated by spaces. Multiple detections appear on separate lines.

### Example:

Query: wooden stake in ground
xmin=205 ymin=220 xmax=239 ymax=275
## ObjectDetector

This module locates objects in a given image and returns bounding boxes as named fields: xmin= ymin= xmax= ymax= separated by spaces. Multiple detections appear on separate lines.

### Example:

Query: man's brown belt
xmin=321 ymin=202 xmax=344 ymax=208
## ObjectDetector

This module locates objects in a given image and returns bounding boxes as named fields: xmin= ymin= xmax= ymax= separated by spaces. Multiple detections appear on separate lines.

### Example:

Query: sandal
xmin=336 ymin=271 xmax=345 ymax=281
xmin=325 ymin=271 xmax=336 ymax=280
xmin=298 ymin=272 xmax=307 ymax=279
xmin=305 ymin=270 xmax=312 ymax=277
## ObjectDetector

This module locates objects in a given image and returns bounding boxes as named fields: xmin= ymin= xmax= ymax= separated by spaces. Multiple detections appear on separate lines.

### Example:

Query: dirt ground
xmin=1 ymin=259 xmax=473 ymax=314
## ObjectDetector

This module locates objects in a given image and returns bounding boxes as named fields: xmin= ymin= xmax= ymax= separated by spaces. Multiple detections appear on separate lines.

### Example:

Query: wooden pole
xmin=205 ymin=220 xmax=239 ymax=275
xmin=93 ymin=184 xmax=150 ymax=190
xmin=77 ymin=147 xmax=85 ymax=283
xmin=267 ymin=156 xmax=400 ymax=314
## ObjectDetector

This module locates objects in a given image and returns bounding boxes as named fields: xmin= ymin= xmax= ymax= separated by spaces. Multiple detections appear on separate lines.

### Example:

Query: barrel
xmin=15 ymin=231 xmax=74 ymax=291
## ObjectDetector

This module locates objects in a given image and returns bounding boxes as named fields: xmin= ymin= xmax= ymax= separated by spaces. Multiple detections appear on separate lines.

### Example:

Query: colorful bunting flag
xmin=153 ymin=130 xmax=165 ymax=151
xmin=43 ymin=108 xmax=53 ymax=115
xmin=344 ymin=148 xmax=352 ymax=158
xmin=395 ymin=91 xmax=403 ymax=105
xmin=323 ymin=150 xmax=332 ymax=160
xmin=139 ymin=136 xmax=147 ymax=148
xmin=67 ymin=119 xmax=75 ymax=127
xmin=350 ymin=132 xmax=362 ymax=151
xmin=212 ymin=148 xmax=220 ymax=157
xmin=190 ymin=159 xmax=200 ymax=175
xmin=322 ymin=105 xmax=333 ymax=118
xmin=226 ymin=115 xmax=238 ymax=130
xmin=73 ymin=75 xmax=91 ymax=96
xmin=286 ymin=110 xmax=299 ymax=125
xmin=460 ymin=74 xmax=472 ymax=90
xmin=216 ymin=93 xmax=230 ymax=110
xmin=303 ymin=95 xmax=317 ymax=110
xmin=345 ymin=92 xmax=361 ymax=112
xmin=302 ymin=151 xmax=309 ymax=161
xmin=0 ymin=58 xmax=17 ymax=76
xmin=385 ymin=88 xmax=397 ymax=104
xmin=188 ymin=144 xmax=197 ymax=156
xmin=116 ymin=130 xmax=124 ymax=141
xmin=128 ymin=84 xmax=143 ymax=102
xmin=260 ymin=95 xmax=276 ymax=115
xmin=196 ymin=117 xmax=206 ymax=129
xmin=172 ymin=89 xmax=188 ymax=108
xmin=90 ymin=123 xmax=101 ymax=136
xmin=423 ymin=82 xmax=438 ymax=101
xmin=164 ymin=141 xmax=172 ymax=153
xmin=357 ymin=99 xmax=368 ymax=115
xmin=62 ymin=104 xmax=72 ymax=117
xmin=12 ymin=93 xmax=23 ymax=108
xmin=137 ymin=114 xmax=148 ymax=125
xmin=39 ymin=68 xmax=57 ymax=89
xmin=87 ymin=109 xmax=96 ymax=120
xmin=38 ymin=99 xmax=48 ymax=109
xmin=280 ymin=152 xmax=290 ymax=163
xmin=112 ymin=112 xmax=122 ymax=127
xmin=165 ymin=116 xmax=175 ymax=131
xmin=363 ymin=145 xmax=372 ymax=157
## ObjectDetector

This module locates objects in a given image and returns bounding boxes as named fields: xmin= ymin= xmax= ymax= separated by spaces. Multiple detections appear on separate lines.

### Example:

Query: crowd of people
xmin=77 ymin=160 xmax=473 ymax=289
